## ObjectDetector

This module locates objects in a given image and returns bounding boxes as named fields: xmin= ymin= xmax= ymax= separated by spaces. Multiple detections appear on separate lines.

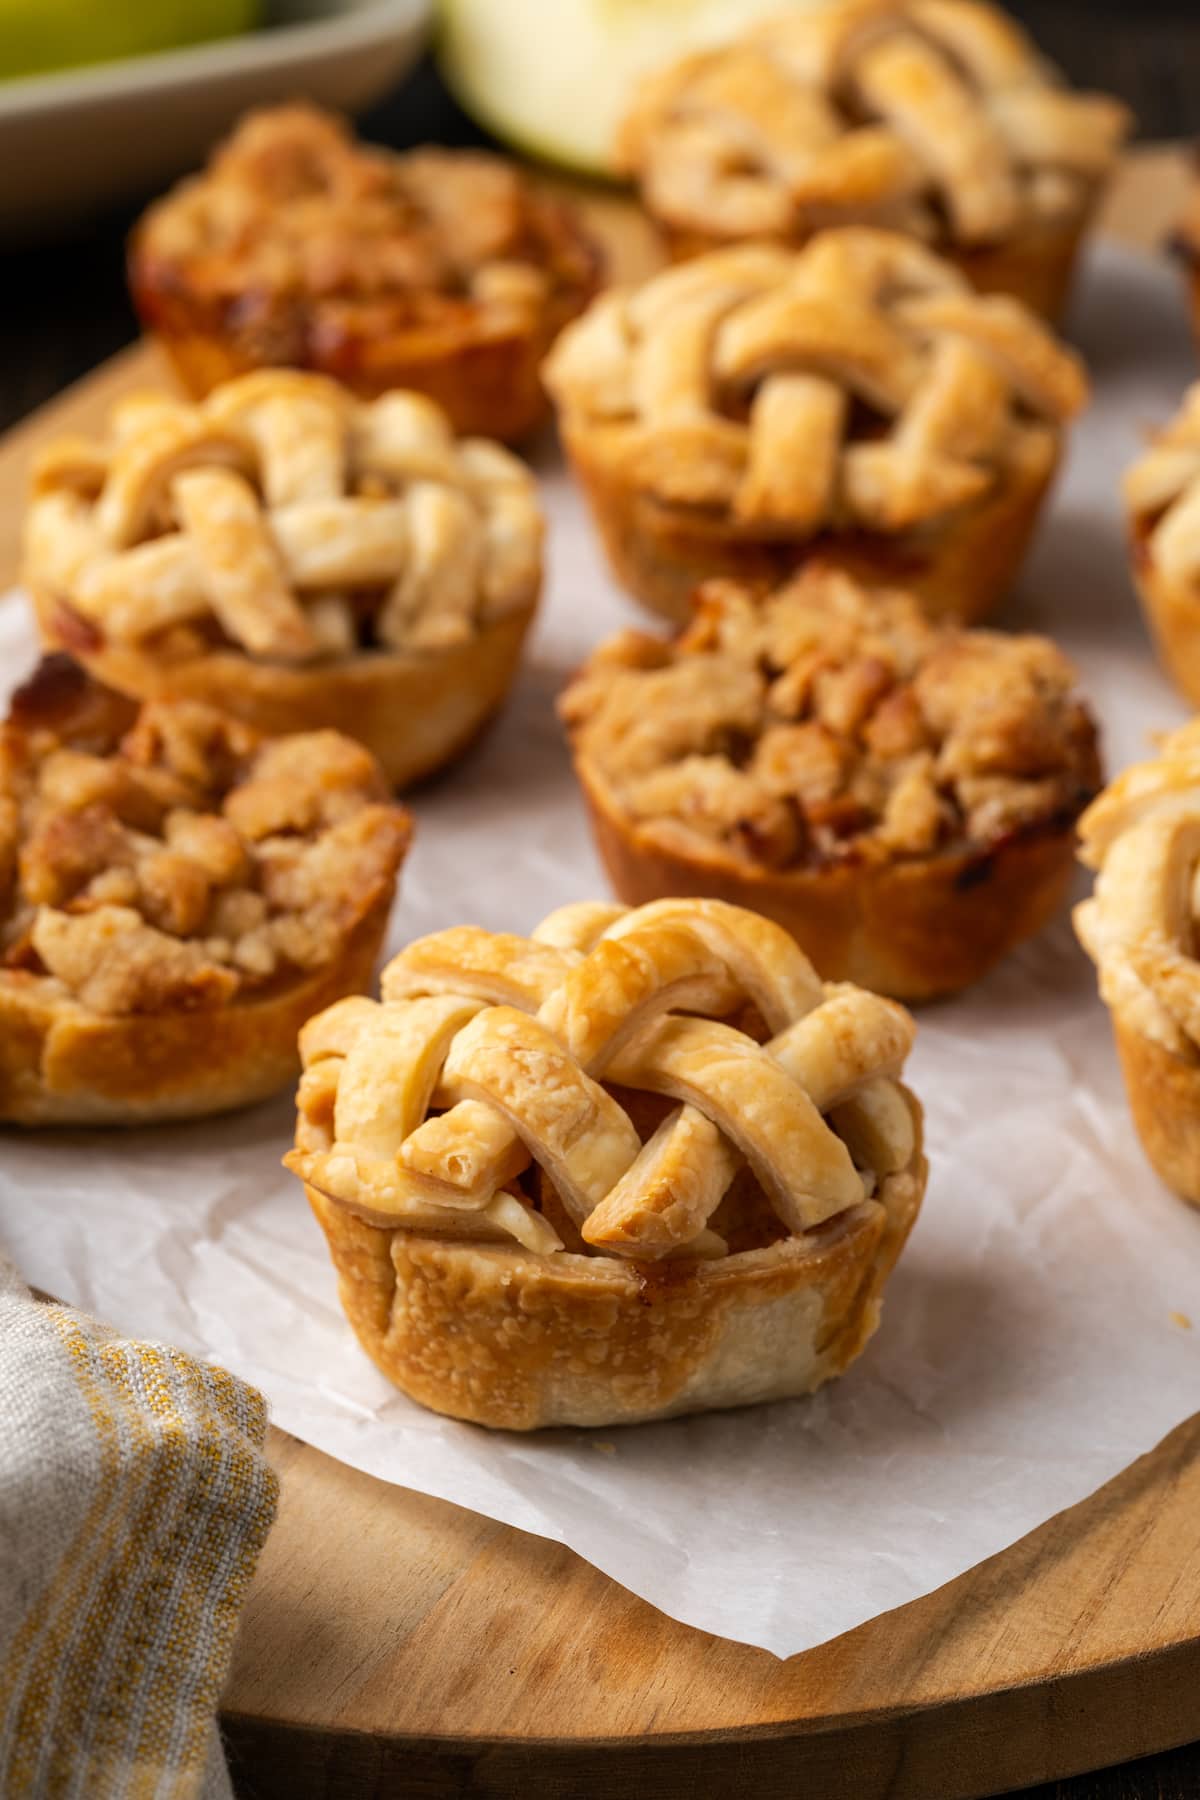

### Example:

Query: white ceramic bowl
xmin=0 ymin=0 xmax=430 ymax=237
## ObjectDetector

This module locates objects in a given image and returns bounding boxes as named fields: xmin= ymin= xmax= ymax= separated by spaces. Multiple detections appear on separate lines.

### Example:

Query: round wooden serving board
xmin=0 ymin=150 xmax=1197 ymax=1800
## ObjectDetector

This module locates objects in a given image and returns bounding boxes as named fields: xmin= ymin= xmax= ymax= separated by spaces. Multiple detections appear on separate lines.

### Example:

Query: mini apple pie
xmin=1075 ymin=720 xmax=1200 ymax=1209
xmin=544 ymin=229 xmax=1087 ymax=624
xmin=1123 ymin=383 xmax=1200 ymax=708
xmin=0 ymin=656 xmax=410 ymax=1127
xmin=618 ymin=0 xmax=1130 ymax=321
xmin=286 ymin=897 xmax=927 ymax=1429
xmin=128 ymin=104 xmax=603 ymax=442
xmin=560 ymin=566 xmax=1100 ymax=1000
xmin=24 ymin=371 xmax=542 ymax=789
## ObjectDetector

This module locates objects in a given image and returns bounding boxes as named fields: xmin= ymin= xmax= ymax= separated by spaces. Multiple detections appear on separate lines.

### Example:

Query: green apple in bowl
xmin=0 ymin=0 xmax=260 ymax=82
xmin=438 ymin=0 xmax=815 ymax=179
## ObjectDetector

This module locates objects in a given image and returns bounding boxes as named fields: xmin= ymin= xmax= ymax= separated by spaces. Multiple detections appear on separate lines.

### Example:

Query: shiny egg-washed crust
xmin=288 ymin=897 xmax=927 ymax=1428
xmin=544 ymin=230 xmax=1085 ymax=625
xmin=24 ymin=372 xmax=542 ymax=787
xmin=128 ymin=106 xmax=603 ymax=443
xmin=562 ymin=569 xmax=1098 ymax=999
xmin=1075 ymin=718 xmax=1200 ymax=1207
xmin=304 ymin=1153 xmax=924 ymax=1431
xmin=618 ymin=0 xmax=1128 ymax=321
xmin=1123 ymin=383 xmax=1200 ymax=709
xmin=0 ymin=657 xmax=410 ymax=1127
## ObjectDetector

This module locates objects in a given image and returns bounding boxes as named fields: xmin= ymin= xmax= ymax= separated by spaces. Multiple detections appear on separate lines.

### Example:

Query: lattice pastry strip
xmin=619 ymin=0 xmax=1129 ymax=249
xmin=27 ymin=374 xmax=542 ymax=663
xmin=1076 ymin=722 xmax=1200 ymax=1061
xmin=1124 ymin=385 xmax=1200 ymax=592
xmin=289 ymin=899 xmax=917 ymax=1261
xmin=546 ymin=229 xmax=1087 ymax=536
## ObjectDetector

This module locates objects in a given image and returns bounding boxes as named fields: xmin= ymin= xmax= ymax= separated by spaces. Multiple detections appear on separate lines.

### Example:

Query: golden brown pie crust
xmin=287 ymin=898 xmax=928 ymax=1428
xmin=619 ymin=0 xmax=1128 ymax=322
xmin=1111 ymin=1018 xmax=1200 ymax=1210
xmin=1074 ymin=718 xmax=1200 ymax=1209
xmin=659 ymin=212 xmax=1092 ymax=329
xmin=562 ymin=419 xmax=1059 ymax=627
xmin=128 ymin=106 xmax=603 ymax=442
xmin=0 ymin=657 xmax=410 ymax=1126
xmin=304 ymin=1160 xmax=924 ymax=1430
xmin=544 ymin=231 xmax=1086 ymax=626
xmin=1126 ymin=525 xmax=1200 ymax=709
xmin=577 ymin=762 xmax=1082 ymax=1003
xmin=561 ymin=570 xmax=1100 ymax=1001
xmin=36 ymin=590 xmax=533 ymax=792
xmin=1122 ymin=389 xmax=1200 ymax=709
xmin=23 ymin=373 xmax=542 ymax=788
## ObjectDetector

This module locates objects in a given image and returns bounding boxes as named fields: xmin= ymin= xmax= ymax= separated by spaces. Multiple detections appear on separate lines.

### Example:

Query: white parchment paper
xmin=2 ymin=242 xmax=1199 ymax=1658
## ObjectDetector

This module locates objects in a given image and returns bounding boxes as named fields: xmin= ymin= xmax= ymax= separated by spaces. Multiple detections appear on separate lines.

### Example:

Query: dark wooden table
xmin=3 ymin=20 xmax=1199 ymax=1800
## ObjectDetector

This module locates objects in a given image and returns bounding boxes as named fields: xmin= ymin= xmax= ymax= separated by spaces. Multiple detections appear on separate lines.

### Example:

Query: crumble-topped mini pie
xmin=0 ymin=656 xmax=410 ymax=1126
xmin=1075 ymin=721 xmax=1200 ymax=1209
xmin=560 ymin=566 xmax=1100 ymax=1000
xmin=286 ymin=897 xmax=927 ymax=1429
xmin=25 ymin=371 xmax=543 ymax=788
xmin=618 ymin=0 xmax=1130 ymax=321
xmin=543 ymin=229 xmax=1087 ymax=625
xmin=1123 ymin=383 xmax=1200 ymax=708
xmin=128 ymin=104 xmax=603 ymax=442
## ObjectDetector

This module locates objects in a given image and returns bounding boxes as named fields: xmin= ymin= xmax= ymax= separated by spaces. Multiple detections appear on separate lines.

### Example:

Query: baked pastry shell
xmin=303 ymin=1105 xmax=926 ymax=1430
xmin=128 ymin=257 xmax=593 ymax=445
xmin=573 ymin=758 xmax=1081 ymax=1002
xmin=1127 ymin=525 xmax=1200 ymax=708
xmin=559 ymin=419 xmax=1058 ymax=627
xmin=654 ymin=206 xmax=1096 ymax=326
xmin=34 ymin=588 xmax=537 ymax=791
xmin=0 ymin=900 xmax=392 ymax=1128
xmin=1112 ymin=1017 xmax=1200 ymax=1210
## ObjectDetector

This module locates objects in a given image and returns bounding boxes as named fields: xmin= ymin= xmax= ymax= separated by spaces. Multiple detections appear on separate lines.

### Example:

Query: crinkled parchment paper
xmin=1 ymin=243 xmax=1197 ymax=1657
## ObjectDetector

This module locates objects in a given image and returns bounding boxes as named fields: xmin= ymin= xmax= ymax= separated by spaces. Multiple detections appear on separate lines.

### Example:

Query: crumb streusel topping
xmin=561 ymin=568 xmax=1098 ymax=868
xmin=0 ymin=658 xmax=409 ymax=1015
xmin=132 ymin=105 xmax=600 ymax=336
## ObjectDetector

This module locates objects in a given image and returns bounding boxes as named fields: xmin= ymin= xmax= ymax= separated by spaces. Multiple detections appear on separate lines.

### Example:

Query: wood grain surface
xmin=1 ymin=150 xmax=1197 ymax=1800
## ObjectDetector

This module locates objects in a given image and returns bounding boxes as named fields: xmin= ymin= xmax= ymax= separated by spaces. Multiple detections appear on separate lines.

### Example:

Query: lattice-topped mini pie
xmin=25 ymin=371 xmax=542 ymax=788
xmin=287 ymin=897 xmax=926 ymax=1428
xmin=0 ymin=656 xmax=410 ymax=1126
xmin=128 ymin=104 xmax=603 ymax=442
xmin=1075 ymin=721 xmax=1200 ymax=1210
xmin=619 ymin=0 xmax=1129 ymax=321
xmin=561 ymin=566 xmax=1100 ymax=1000
xmin=1123 ymin=383 xmax=1200 ymax=708
xmin=544 ymin=229 xmax=1087 ymax=624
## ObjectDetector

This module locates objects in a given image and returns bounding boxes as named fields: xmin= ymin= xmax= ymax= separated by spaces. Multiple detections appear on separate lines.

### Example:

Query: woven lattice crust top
xmin=24 ymin=371 xmax=543 ymax=666
xmin=1076 ymin=718 xmax=1200 ymax=1062
xmin=619 ymin=0 xmax=1129 ymax=249
xmin=288 ymin=897 xmax=920 ymax=1264
xmin=545 ymin=229 xmax=1087 ymax=535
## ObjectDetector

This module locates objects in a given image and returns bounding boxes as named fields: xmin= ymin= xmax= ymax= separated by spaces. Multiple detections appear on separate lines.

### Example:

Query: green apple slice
xmin=437 ymin=0 xmax=815 ymax=180
xmin=0 ymin=0 xmax=259 ymax=83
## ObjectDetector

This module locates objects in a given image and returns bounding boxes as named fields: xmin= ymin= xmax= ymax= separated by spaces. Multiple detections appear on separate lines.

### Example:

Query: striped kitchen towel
xmin=0 ymin=1253 xmax=278 ymax=1799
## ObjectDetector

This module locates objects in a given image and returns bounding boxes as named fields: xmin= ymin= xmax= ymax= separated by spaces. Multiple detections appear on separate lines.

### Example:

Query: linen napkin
xmin=0 ymin=1252 xmax=277 ymax=1799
